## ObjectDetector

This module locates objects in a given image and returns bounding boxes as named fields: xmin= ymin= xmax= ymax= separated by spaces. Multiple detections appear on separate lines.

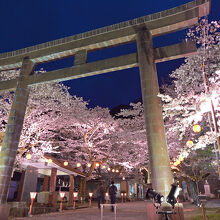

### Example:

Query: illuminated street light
xmin=193 ymin=124 xmax=201 ymax=133
xmin=73 ymin=192 xmax=78 ymax=209
xmin=121 ymin=193 xmax=124 ymax=203
xmin=28 ymin=192 xmax=37 ymax=217
xmin=59 ymin=192 xmax=65 ymax=212
xmin=89 ymin=193 xmax=93 ymax=207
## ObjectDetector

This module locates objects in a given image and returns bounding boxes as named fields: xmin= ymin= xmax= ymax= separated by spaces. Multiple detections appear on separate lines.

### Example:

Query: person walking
xmin=109 ymin=181 xmax=117 ymax=212
xmin=97 ymin=183 xmax=105 ymax=209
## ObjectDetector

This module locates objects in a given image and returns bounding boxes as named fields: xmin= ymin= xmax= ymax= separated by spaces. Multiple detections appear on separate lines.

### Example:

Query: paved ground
xmin=13 ymin=202 xmax=147 ymax=220
xmin=12 ymin=200 xmax=220 ymax=220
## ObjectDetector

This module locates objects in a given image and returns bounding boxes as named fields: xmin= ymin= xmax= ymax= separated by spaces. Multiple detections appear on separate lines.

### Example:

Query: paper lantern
xmin=89 ymin=192 xmax=93 ymax=197
xmin=30 ymin=192 xmax=37 ymax=199
xmin=59 ymin=192 xmax=65 ymax=198
xmin=26 ymin=154 xmax=32 ymax=160
xmin=193 ymin=124 xmax=201 ymax=133
xmin=87 ymin=163 xmax=91 ymax=167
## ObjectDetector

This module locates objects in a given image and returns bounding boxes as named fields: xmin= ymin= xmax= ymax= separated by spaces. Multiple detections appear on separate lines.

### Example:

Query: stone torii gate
xmin=0 ymin=0 xmax=210 ymax=208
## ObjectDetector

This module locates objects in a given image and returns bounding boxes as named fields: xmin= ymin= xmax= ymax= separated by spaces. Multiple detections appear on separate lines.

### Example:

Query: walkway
xmin=12 ymin=200 xmax=220 ymax=220
xmin=13 ymin=202 xmax=147 ymax=220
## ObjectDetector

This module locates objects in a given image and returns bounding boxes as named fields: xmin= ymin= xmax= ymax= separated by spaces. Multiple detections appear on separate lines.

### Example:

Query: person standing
xmin=97 ymin=183 xmax=105 ymax=209
xmin=109 ymin=181 xmax=117 ymax=212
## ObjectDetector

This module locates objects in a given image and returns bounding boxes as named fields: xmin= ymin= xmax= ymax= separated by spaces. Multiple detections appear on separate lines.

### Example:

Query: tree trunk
xmin=79 ymin=177 xmax=87 ymax=202
xmin=195 ymin=180 xmax=200 ymax=195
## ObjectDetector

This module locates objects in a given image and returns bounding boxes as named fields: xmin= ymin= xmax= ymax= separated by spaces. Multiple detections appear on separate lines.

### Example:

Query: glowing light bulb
xmin=77 ymin=163 xmax=81 ymax=167
xmin=116 ymin=169 xmax=119 ymax=173
xmin=112 ymin=169 xmax=115 ymax=172
xmin=26 ymin=154 xmax=32 ymax=160
xmin=102 ymin=165 xmax=106 ymax=169
xmin=87 ymin=163 xmax=91 ymax=167
xmin=108 ymin=168 xmax=111 ymax=171
xmin=193 ymin=124 xmax=201 ymax=133
xmin=186 ymin=140 xmax=193 ymax=147
xmin=96 ymin=163 xmax=99 ymax=167
xmin=64 ymin=161 xmax=68 ymax=166
xmin=89 ymin=192 xmax=93 ymax=197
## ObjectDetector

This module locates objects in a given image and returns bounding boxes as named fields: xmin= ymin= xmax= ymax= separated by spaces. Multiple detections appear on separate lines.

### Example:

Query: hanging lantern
xmin=193 ymin=124 xmax=201 ymax=133
xmin=96 ymin=163 xmax=99 ymax=167
xmin=116 ymin=169 xmax=119 ymax=173
xmin=76 ymin=163 xmax=81 ymax=167
xmin=102 ymin=165 xmax=106 ymax=169
xmin=186 ymin=140 xmax=193 ymax=147
xmin=48 ymin=159 xmax=52 ymax=164
xmin=64 ymin=161 xmax=68 ymax=166
xmin=87 ymin=163 xmax=91 ymax=167
xmin=26 ymin=154 xmax=32 ymax=160
xmin=112 ymin=169 xmax=115 ymax=173
xmin=108 ymin=168 xmax=111 ymax=171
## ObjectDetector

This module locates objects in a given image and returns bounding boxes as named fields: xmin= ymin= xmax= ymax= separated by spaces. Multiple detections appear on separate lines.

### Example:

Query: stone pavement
xmin=12 ymin=199 xmax=220 ymax=220
xmin=13 ymin=202 xmax=147 ymax=220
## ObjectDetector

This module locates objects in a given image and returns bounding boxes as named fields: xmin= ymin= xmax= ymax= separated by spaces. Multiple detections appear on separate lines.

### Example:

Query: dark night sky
xmin=0 ymin=0 xmax=219 ymax=109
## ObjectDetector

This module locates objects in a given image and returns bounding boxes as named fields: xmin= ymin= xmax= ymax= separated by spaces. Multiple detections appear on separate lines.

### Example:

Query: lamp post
xmin=124 ymin=193 xmax=127 ymax=202
xmin=89 ymin=193 xmax=93 ymax=207
xmin=73 ymin=192 xmax=78 ymax=209
xmin=59 ymin=192 xmax=65 ymax=212
xmin=28 ymin=192 xmax=37 ymax=217
xmin=121 ymin=193 xmax=124 ymax=203
xmin=105 ymin=193 xmax=109 ymax=204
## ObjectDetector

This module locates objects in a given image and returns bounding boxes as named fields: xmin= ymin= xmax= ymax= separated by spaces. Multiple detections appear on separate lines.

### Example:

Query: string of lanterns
xmin=25 ymin=153 xmax=124 ymax=175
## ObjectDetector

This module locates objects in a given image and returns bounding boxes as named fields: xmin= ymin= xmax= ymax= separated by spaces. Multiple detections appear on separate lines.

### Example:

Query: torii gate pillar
xmin=0 ymin=57 xmax=35 ymax=205
xmin=136 ymin=27 xmax=173 ymax=197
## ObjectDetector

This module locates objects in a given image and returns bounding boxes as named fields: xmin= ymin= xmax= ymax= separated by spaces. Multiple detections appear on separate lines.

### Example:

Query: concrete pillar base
xmin=0 ymin=203 xmax=10 ymax=220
